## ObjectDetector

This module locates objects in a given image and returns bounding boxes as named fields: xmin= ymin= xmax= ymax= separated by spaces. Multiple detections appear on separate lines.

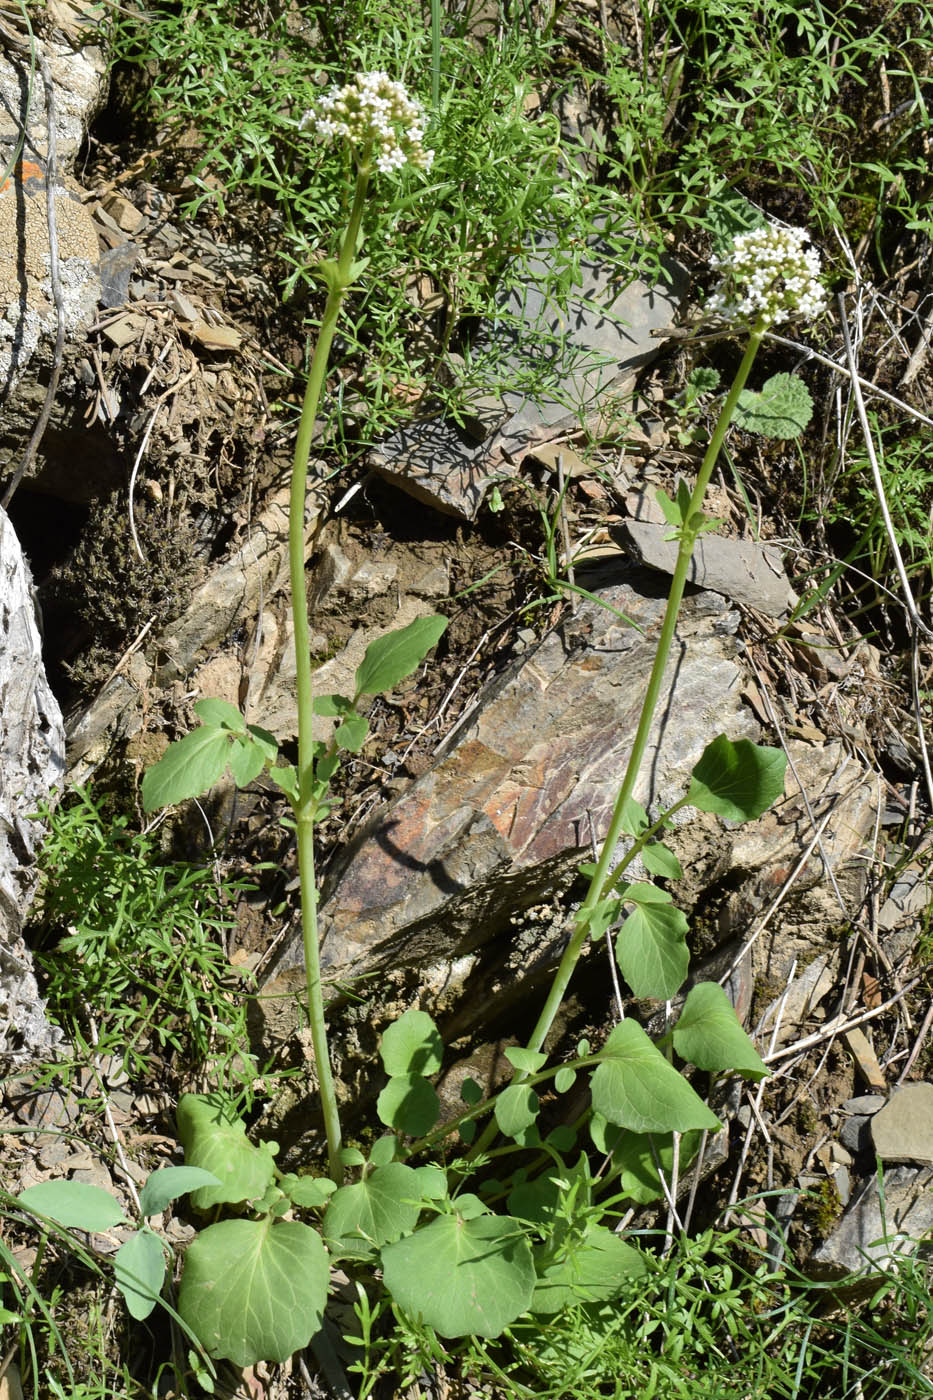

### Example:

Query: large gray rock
xmin=370 ymin=236 xmax=687 ymax=518
xmin=0 ymin=506 xmax=65 ymax=1060
xmin=620 ymin=520 xmax=798 ymax=618
xmin=0 ymin=13 xmax=108 ymax=168
xmin=262 ymin=573 xmax=757 ymax=1029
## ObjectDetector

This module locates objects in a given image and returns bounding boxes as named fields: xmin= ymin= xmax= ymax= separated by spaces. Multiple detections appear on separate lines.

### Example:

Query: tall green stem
xmin=289 ymin=157 xmax=372 ymax=1184
xmin=523 ymin=316 xmax=768 ymax=1059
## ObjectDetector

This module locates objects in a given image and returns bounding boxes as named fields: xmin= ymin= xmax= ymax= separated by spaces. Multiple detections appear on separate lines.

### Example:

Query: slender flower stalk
xmin=515 ymin=223 xmax=827 ymax=1067
xmin=288 ymin=76 xmax=432 ymax=1184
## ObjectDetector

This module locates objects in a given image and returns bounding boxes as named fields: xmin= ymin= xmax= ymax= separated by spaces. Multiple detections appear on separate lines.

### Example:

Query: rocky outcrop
xmin=261 ymin=572 xmax=759 ymax=1037
xmin=0 ymin=7 xmax=106 ymax=479
xmin=369 ymin=237 xmax=687 ymax=518
xmin=0 ymin=506 xmax=65 ymax=1060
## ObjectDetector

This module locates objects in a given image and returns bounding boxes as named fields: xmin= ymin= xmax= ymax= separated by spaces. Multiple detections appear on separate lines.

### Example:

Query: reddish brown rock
xmin=265 ymin=576 xmax=757 ymax=1007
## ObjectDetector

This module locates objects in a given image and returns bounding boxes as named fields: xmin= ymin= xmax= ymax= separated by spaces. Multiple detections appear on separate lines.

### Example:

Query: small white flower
xmin=301 ymin=72 xmax=433 ymax=175
xmin=706 ymin=224 xmax=827 ymax=326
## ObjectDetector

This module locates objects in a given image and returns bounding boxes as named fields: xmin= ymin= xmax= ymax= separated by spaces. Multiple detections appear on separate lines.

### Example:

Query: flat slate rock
xmin=370 ymin=236 xmax=687 ymax=518
xmin=810 ymin=1164 xmax=933 ymax=1280
xmin=871 ymin=1082 xmax=933 ymax=1165
xmin=620 ymin=520 xmax=798 ymax=618
xmin=266 ymin=574 xmax=756 ymax=998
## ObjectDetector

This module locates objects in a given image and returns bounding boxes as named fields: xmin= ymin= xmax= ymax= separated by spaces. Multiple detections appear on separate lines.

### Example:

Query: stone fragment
xmin=844 ymin=1095 xmax=888 ymax=1115
xmin=0 ymin=508 xmax=65 ymax=1061
xmin=843 ymin=1026 xmax=886 ymax=1092
xmin=263 ymin=576 xmax=757 ymax=1018
xmin=187 ymin=319 xmax=243 ymax=352
xmin=370 ymin=237 xmax=686 ymax=518
xmin=838 ymin=1096 xmax=887 ymax=1156
xmin=839 ymin=1114 xmax=873 ymax=1156
xmin=98 ymin=242 xmax=139 ymax=308
xmin=756 ymin=952 xmax=838 ymax=1046
xmin=0 ymin=1358 xmax=24 ymax=1400
xmin=871 ymin=1082 xmax=933 ymax=1165
xmin=101 ymin=192 xmax=144 ymax=233
xmin=809 ymin=1165 xmax=933 ymax=1280
xmin=877 ymin=863 xmax=931 ymax=933
xmin=620 ymin=520 xmax=798 ymax=618
xmin=101 ymin=312 xmax=147 ymax=347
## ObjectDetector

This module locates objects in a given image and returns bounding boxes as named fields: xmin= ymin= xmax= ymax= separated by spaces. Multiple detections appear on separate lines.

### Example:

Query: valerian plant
xmin=20 ymin=63 xmax=827 ymax=1373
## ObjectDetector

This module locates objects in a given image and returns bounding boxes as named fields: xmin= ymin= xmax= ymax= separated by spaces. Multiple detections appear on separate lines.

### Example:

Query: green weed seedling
xmin=32 ymin=785 xmax=254 ymax=1086
xmin=127 ymin=83 xmax=833 ymax=1372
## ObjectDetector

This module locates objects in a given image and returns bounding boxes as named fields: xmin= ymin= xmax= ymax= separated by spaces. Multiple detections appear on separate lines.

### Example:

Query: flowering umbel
xmin=302 ymin=71 xmax=433 ymax=175
xmin=706 ymin=224 xmax=826 ymax=326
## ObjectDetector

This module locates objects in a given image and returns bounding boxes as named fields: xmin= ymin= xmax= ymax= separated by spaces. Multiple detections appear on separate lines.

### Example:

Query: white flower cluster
xmin=706 ymin=224 xmax=827 ymax=326
xmin=302 ymin=71 xmax=433 ymax=175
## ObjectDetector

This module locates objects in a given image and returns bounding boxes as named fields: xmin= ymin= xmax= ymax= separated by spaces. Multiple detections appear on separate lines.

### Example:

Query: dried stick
xmin=764 ymin=976 xmax=921 ymax=1067
xmin=895 ymin=997 xmax=933 ymax=1086
xmin=836 ymin=295 xmax=931 ymax=639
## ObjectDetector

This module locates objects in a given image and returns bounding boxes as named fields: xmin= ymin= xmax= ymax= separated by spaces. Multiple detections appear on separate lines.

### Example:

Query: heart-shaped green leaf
xmin=282 ymin=1175 xmax=337 ymax=1209
xmin=380 ymin=1008 xmax=444 ymax=1076
xmin=504 ymin=1048 xmax=547 ymax=1075
xmin=313 ymin=693 xmax=353 ymax=716
xmin=354 ymin=615 xmax=448 ymax=696
xmin=335 ymin=713 xmax=369 ymax=752
xmin=227 ymin=734 xmax=267 ymax=787
xmin=178 ymin=1217 xmax=327 ymax=1366
xmin=734 ymin=372 xmax=813 ymax=439
xmin=640 ymin=842 xmax=682 ymax=879
xmin=381 ymin=1210 xmax=535 ymax=1338
xmin=193 ymin=698 xmax=245 ymax=731
xmin=615 ymin=884 xmax=689 ymax=999
xmin=590 ymin=1020 xmax=720 ymax=1134
xmin=17 ymin=1181 xmax=126 ymax=1231
xmin=142 ymin=727 xmax=231 ymax=810
xmin=323 ymin=1163 xmax=422 ymax=1259
xmin=377 ymin=1073 xmax=440 ymax=1136
xmin=495 ymin=1084 xmax=539 ymax=1139
xmin=687 ymin=736 xmax=786 ymax=822
xmin=673 ymin=981 xmax=768 ymax=1079
xmin=177 ymin=1094 xmax=276 ymax=1209
xmin=138 ymin=1167 xmax=221 ymax=1218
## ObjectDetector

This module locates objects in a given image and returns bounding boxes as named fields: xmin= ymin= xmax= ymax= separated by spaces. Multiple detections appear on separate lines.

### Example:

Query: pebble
xmin=871 ymin=1081 xmax=933 ymax=1165
xmin=842 ymin=1094 xmax=887 ymax=1115
xmin=839 ymin=1115 xmax=874 ymax=1155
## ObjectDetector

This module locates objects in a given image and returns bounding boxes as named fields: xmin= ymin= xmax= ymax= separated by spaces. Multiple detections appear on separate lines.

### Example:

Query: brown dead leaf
xmin=862 ymin=971 xmax=882 ymax=1008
